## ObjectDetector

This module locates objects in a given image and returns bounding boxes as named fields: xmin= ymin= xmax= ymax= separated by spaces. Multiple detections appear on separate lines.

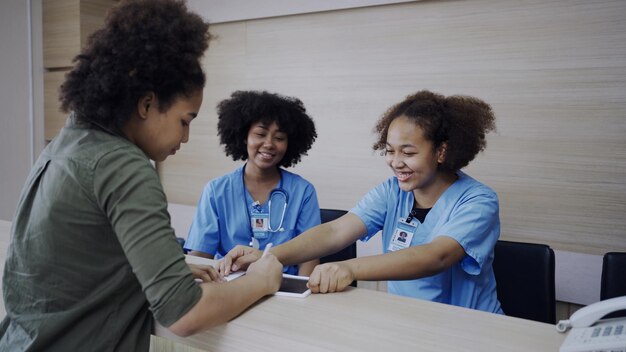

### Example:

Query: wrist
xmin=345 ymin=259 xmax=359 ymax=281
xmin=245 ymin=271 xmax=278 ymax=296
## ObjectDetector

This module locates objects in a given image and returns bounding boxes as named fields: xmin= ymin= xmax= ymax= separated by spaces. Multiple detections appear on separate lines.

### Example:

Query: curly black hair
xmin=373 ymin=90 xmax=496 ymax=172
xmin=59 ymin=0 xmax=212 ymax=131
xmin=217 ymin=91 xmax=317 ymax=168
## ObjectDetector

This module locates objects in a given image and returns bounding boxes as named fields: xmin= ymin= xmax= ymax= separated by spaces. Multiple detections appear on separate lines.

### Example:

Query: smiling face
xmin=384 ymin=115 xmax=446 ymax=192
xmin=128 ymin=89 xmax=203 ymax=162
xmin=245 ymin=120 xmax=288 ymax=173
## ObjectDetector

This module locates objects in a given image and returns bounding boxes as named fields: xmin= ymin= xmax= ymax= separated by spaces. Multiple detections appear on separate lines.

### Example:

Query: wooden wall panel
xmin=80 ymin=0 xmax=116 ymax=48
xmin=42 ymin=0 xmax=115 ymax=140
xmin=43 ymin=70 xmax=68 ymax=140
xmin=43 ymin=0 xmax=114 ymax=69
xmin=42 ymin=0 xmax=80 ymax=68
xmin=159 ymin=0 xmax=626 ymax=255
xmin=187 ymin=0 xmax=420 ymax=24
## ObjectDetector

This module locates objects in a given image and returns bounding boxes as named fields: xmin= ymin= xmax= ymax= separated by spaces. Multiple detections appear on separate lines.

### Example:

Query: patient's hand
xmin=188 ymin=263 xmax=224 ymax=283
xmin=218 ymin=245 xmax=262 ymax=276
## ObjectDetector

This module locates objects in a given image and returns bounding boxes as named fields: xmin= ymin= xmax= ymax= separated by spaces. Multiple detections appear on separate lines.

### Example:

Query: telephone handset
xmin=557 ymin=295 xmax=626 ymax=352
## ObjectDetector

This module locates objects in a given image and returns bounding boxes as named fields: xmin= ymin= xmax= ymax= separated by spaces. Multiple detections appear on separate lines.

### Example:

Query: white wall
xmin=0 ymin=0 xmax=38 ymax=221
xmin=186 ymin=0 xmax=417 ymax=24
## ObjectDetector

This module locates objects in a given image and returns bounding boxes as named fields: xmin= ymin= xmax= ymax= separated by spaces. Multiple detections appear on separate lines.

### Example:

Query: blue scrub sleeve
xmin=350 ymin=181 xmax=389 ymax=241
xmin=185 ymin=183 xmax=220 ymax=254
xmin=295 ymin=183 xmax=321 ymax=233
xmin=437 ymin=190 xmax=500 ymax=275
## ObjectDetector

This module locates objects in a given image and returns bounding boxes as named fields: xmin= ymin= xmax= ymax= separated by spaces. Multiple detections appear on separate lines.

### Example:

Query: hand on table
xmin=308 ymin=262 xmax=355 ymax=293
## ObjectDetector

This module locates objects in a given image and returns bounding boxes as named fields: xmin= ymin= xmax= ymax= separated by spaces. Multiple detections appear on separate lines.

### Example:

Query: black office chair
xmin=176 ymin=237 xmax=188 ymax=254
xmin=600 ymin=252 xmax=626 ymax=318
xmin=318 ymin=208 xmax=357 ymax=287
xmin=601 ymin=252 xmax=626 ymax=299
xmin=492 ymin=240 xmax=556 ymax=324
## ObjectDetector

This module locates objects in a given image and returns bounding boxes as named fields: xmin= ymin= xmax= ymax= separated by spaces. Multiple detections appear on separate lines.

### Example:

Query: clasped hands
xmin=188 ymin=252 xmax=283 ymax=290
xmin=217 ymin=245 xmax=355 ymax=293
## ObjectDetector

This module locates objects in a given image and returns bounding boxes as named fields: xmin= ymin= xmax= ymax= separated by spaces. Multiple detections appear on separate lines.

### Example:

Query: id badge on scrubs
xmin=388 ymin=218 xmax=417 ymax=252
xmin=251 ymin=213 xmax=270 ymax=234
xmin=250 ymin=213 xmax=270 ymax=248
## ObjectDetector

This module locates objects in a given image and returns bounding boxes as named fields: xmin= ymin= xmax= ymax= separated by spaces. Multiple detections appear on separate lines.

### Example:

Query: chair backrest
xmin=318 ymin=208 xmax=357 ymax=287
xmin=601 ymin=252 xmax=626 ymax=300
xmin=176 ymin=237 xmax=188 ymax=254
xmin=600 ymin=252 xmax=626 ymax=319
xmin=492 ymin=240 xmax=556 ymax=324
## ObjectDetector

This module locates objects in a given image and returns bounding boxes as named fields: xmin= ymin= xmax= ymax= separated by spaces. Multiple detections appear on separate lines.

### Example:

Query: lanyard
xmin=241 ymin=165 xmax=284 ymax=230
xmin=406 ymin=206 xmax=431 ymax=224
xmin=405 ymin=206 xmax=419 ymax=224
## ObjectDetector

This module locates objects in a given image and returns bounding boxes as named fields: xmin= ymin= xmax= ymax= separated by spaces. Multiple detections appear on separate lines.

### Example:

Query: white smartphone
xmin=275 ymin=274 xmax=311 ymax=298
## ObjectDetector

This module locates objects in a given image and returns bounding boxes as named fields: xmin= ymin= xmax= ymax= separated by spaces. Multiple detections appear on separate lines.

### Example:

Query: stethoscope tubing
xmin=242 ymin=166 xmax=288 ymax=237
xmin=267 ymin=189 xmax=288 ymax=232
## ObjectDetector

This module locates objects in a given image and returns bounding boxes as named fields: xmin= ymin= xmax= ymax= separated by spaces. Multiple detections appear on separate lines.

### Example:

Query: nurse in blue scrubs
xmin=221 ymin=90 xmax=504 ymax=314
xmin=184 ymin=90 xmax=320 ymax=276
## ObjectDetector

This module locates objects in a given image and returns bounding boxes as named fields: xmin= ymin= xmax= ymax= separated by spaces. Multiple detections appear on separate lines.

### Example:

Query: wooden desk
xmin=0 ymin=221 xmax=565 ymax=351
xmin=152 ymin=254 xmax=565 ymax=352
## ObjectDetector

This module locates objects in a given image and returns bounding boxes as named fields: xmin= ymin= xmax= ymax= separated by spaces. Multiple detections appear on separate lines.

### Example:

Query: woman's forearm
xmin=275 ymin=213 xmax=365 ymax=266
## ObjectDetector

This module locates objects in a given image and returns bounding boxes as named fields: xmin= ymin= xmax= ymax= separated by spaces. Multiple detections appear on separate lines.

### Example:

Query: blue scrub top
xmin=351 ymin=171 xmax=503 ymax=314
xmin=185 ymin=165 xmax=321 ymax=274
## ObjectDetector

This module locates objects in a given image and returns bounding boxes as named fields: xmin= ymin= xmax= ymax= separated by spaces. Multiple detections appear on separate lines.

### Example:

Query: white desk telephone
xmin=557 ymin=295 xmax=626 ymax=352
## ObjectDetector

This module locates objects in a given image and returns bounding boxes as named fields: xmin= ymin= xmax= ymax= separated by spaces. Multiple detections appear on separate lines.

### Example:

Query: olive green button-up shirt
xmin=1 ymin=118 xmax=201 ymax=351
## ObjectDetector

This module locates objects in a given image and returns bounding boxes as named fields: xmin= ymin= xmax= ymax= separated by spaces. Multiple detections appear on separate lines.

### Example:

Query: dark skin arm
xmin=220 ymin=213 xmax=466 ymax=293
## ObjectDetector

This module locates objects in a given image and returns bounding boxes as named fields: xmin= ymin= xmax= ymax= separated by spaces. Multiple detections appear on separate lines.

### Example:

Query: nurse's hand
xmin=188 ymin=263 xmax=224 ymax=283
xmin=218 ymin=245 xmax=262 ymax=276
xmin=308 ymin=262 xmax=355 ymax=293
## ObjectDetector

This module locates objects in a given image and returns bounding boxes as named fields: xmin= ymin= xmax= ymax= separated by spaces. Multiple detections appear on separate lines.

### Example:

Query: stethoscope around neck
xmin=265 ymin=188 xmax=288 ymax=232
xmin=242 ymin=166 xmax=289 ymax=246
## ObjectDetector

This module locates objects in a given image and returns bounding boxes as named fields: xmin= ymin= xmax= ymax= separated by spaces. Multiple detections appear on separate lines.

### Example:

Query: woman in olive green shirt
xmin=0 ymin=1 xmax=282 ymax=351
